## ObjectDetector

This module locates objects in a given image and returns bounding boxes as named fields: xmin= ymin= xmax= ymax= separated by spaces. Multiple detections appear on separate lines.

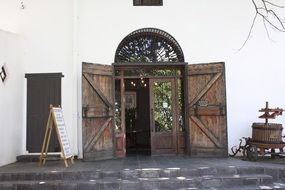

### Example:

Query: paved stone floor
xmin=1 ymin=155 xmax=285 ymax=173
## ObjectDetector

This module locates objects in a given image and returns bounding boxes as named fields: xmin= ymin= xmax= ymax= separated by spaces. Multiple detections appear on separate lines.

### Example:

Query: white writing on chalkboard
xmin=52 ymin=107 xmax=72 ymax=158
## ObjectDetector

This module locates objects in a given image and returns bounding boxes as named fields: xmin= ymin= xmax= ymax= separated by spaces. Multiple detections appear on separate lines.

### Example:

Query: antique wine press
xmin=249 ymin=102 xmax=285 ymax=158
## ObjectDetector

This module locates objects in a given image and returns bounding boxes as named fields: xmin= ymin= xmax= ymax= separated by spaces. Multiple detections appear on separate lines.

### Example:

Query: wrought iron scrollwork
xmin=114 ymin=28 xmax=184 ymax=63
xmin=229 ymin=137 xmax=258 ymax=161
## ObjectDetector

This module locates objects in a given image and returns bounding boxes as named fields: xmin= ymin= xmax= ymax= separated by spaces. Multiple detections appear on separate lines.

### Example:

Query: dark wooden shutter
xmin=187 ymin=62 xmax=228 ymax=157
xmin=26 ymin=73 xmax=63 ymax=153
xmin=133 ymin=0 xmax=163 ymax=6
xmin=82 ymin=63 xmax=115 ymax=161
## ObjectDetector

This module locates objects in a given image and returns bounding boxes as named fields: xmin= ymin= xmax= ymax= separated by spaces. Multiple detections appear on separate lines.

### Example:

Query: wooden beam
xmin=83 ymin=73 xmax=113 ymax=108
xmin=190 ymin=105 xmax=225 ymax=116
xmin=190 ymin=116 xmax=223 ymax=148
xmin=84 ymin=117 xmax=112 ymax=152
xmin=82 ymin=63 xmax=113 ymax=76
xmin=189 ymin=73 xmax=222 ymax=107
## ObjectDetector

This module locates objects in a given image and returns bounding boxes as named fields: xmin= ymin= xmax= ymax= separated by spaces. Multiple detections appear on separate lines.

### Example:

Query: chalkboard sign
xmin=39 ymin=105 xmax=74 ymax=167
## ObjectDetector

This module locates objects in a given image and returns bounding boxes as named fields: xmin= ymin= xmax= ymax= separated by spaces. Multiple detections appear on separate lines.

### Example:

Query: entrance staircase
xmin=1 ymin=165 xmax=285 ymax=189
xmin=1 ymin=156 xmax=285 ymax=190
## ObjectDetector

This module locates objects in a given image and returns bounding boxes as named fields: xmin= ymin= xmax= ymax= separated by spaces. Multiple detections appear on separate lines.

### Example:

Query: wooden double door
xmin=82 ymin=62 xmax=228 ymax=160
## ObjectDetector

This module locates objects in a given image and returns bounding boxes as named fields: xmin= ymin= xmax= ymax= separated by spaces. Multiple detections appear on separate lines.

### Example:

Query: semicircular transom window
xmin=115 ymin=28 xmax=184 ymax=63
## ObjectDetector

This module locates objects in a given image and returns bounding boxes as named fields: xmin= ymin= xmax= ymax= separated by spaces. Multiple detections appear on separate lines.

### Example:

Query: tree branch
xmin=255 ymin=0 xmax=285 ymax=31
xmin=264 ymin=0 xmax=285 ymax=8
xmin=239 ymin=0 xmax=285 ymax=50
xmin=238 ymin=12 xmax=258 ymax=51
xmin=263 ymin=17 xmax=275 ymax=42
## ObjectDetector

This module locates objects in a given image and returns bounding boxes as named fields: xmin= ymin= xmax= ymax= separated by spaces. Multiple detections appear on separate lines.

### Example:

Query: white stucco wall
xmin=0 ymin=0 xmax=78 ymax=163
xmin=77 ymin=0 xmax=285 ymax=155
xmin=1 ymin=0 xmax=285 ymax=165
xmin=0 ymin=30 xmax=23 ymax=166
xmin=0 ymin=0 xmax=21 ymax=33
xmin=19 ymin=0 xmax=78 ymax=156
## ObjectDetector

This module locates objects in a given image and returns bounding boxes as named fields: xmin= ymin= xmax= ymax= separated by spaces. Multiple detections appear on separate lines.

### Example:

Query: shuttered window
xmin=133 ymin=0 xmax=163 ymax=6
xmin=25 ymin=73 xmax=63 ymax=153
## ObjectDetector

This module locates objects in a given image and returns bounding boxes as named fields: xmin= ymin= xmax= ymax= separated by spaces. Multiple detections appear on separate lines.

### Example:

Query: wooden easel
xmin=39 ymin=105 xmax=74 ymax=167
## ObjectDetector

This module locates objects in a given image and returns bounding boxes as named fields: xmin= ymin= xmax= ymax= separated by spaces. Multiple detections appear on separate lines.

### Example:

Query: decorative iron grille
xmin=114 ymin=28 xmax=184 ymax=63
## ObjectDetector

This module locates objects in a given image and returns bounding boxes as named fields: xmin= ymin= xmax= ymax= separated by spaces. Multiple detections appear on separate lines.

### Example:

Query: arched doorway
xmin=114 ymin=28 xmax=186 ymax=156
xmin=81 ymin=28 xmax=228 ymax=161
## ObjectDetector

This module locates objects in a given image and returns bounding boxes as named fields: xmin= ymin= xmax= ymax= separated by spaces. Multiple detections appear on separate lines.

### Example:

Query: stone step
xmin=0 ymin=174 xmax=274 ymax=190
xmin=210 ymin=182 xmax=285 ymax=190
xmin=16 ymin=155 xmax=79 ymax=162
xmin=0 ymin=166 xmax=267 ymax=181
xmin=178 ymin=183 xmax=285 ymax=190
xmin=16 ymin=155 xmax=60 ymax=162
